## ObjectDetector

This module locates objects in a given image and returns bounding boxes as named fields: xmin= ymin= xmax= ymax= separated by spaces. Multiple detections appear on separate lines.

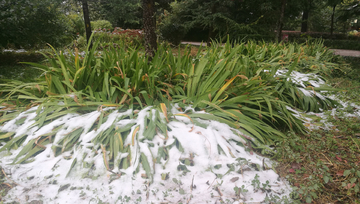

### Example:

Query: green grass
xmin=273 ymin=56 xmax=360 ymax=204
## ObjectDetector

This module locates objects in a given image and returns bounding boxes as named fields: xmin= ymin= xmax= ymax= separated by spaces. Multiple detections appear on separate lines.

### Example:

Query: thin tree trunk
xmin=82 ymin=0 xmax=92 ymax=49
xmin=301 ymin=10 xmax=309 ymax=33
xmin=276 ymin=0 xmax=287 ymax=42
xmin=142 ymin=0 xmax=157 ymax=60
xmin=207 ymin=2 xmax=219 ymax=45
xmin=301 ymin=0 xmax=312 ymax=33
xmin=330 ymin=5 xmax=336 ymax=37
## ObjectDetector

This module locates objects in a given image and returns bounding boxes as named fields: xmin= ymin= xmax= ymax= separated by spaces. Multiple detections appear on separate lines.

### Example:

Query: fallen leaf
xmin=230 ymin=177 xmax=239 ymax=182
xmin=289 ymin=169 xmax=295 ymax=173
xmin=291 ymin=162 xmax=301 ymax=169
xmin=335 ymin=156 xmax=342 ymax=161
xmin=336 ymin=170 xmax=344 ymax=176
xmin=344 ymin=183 xmax=355 ymax=189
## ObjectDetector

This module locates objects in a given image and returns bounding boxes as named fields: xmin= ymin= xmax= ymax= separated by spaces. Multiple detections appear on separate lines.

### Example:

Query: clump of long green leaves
xmin=0 ymin=39 xmax=343 ymax=156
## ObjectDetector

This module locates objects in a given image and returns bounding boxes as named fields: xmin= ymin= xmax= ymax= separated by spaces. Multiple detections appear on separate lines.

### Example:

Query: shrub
xmin=75 ymin=28 xmax=144 ymax=49
xmin=91 ymin=20 xmax=113 ymax=31
xmin=0 ymin=52 xmax=44 ymax=66
xmin=158 ymin=10 xmax=187 ymax=45
xmin=323 ymin=39 xmax=360 ymax=50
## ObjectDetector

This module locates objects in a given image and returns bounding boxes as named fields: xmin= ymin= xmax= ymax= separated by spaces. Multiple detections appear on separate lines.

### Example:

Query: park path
xmin=181 ymin=41 xmax=360 ymax=57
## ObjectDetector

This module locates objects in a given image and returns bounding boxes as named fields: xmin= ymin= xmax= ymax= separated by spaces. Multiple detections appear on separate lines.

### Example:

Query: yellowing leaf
xmin=160 ymin=103 xmax=169 ymax=123
xmin=132 ymin=126 xmax=140 ymax=146
xmin=175 ymin=113 xmax=194 ymax=132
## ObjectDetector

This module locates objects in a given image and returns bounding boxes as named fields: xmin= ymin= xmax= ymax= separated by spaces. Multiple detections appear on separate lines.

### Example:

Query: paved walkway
xmin=181 ymin=41 xmax=360 ymax=57
xmin=330 ymin=49 xmax=360 ymax=57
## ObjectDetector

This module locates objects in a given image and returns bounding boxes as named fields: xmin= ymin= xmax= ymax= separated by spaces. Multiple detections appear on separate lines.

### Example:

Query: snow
xmin=0 ymin=105 xmax=293 ymax=204
xmin=1 ymin=69 xmax=352 ymax=203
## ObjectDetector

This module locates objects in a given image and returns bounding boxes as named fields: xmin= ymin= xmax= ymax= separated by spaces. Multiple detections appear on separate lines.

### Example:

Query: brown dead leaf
xmin=230 ymin=177 xmax=239 ymax=182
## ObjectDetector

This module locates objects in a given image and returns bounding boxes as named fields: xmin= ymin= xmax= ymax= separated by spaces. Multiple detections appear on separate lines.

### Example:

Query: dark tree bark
xmin=276 ymin=0 xmax=287 ymax=42
xmin=142 ymin=0 xmax=157 ymax=60
xmin=330 ymin=5 xmax=336 ymax=37
xmin=207 ymin=2 xmax=219 ymax=45
xmin=82 ymin=0 xmax=92 ymax=49
xmin=301 ymin=0 xmax=312 ymax=33
xmin=301 ymin=10 xmax=309 ymax=33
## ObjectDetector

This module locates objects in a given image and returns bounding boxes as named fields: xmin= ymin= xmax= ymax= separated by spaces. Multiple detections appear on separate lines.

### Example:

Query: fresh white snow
xmin=0 ymin=105 xmax=293 ymax=204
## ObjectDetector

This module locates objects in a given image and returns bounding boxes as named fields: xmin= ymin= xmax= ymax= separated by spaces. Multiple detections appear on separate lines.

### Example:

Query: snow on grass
xmin=0 ymin=105 xmax=293 ymax=204
xmin=1 ymin=70 xmax=343 ymax=203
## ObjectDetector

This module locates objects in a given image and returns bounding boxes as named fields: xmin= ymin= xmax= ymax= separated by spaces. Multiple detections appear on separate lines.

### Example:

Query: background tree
xmin=81 ymin=0 xmax=92 ymax=47
xmin=142 ymin=0 xmax=157 ymax=59
xmin=328 ymin=0 xmax=344 ymax=36
xmin=301 ymin=0 xmax=313 ymax=32
xmin=0 ymin=0 xmax=71 ymax=48
xmin=276 ymin=0 xmax=287 ymax=42
xmin=100 ymin=0 xmax=142 ymax=29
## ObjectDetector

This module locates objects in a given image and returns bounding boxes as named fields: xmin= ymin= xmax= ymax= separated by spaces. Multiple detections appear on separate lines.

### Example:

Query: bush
xmin=284 ymin=31 xmax=348 ymax=41
xmin=91 ymin=20 xmax=113 ymax=31
xmin=0 ymin=52 xmax=44 ymax=66
xmin=159 ymin=22 xmax=187 ymax=45
xmin=0 ymin=0 xmax=72 ymax=49
xmin=158 ymin=10 xmax=187 ymax=45
xmin=75 ymin=28 xmax=144 ymax=49
xmin=323 ymin=39 xmax=360 ymax=50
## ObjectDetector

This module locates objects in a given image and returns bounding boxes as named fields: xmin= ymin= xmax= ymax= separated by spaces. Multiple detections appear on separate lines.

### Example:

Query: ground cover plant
xmin=274 ymin=56 xmax=360 ymax=203
xmin=0 ymin=40 xmax=353 ymax=203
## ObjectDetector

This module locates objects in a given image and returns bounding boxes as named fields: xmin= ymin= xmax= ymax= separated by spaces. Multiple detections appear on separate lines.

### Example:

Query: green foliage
xmin=0 ymin=0 xmax=72 ymax=48
xmin=158 ymin=7 xmax=187 ymax=45
xmin=275 ymin=115 xmax=360 ymax=203
xmin=99 ymin=0 xmax=141 ymax=29
xmin=0 ymin=52 xmax=44 ymax=66
xmin=159 ymin=0 xmax=256 ymax=43
xmin=67 ymin=13 xmax=86 ymax=37
xmin=75 ymin=28 xmax=144 ymax=49
xmin=323 ymin=39 xmax=360 ymax=50
xmin=0 ymin=40 xmax=342 ymax=149
xmin=91 ymin=20 xmax=113 ymax=31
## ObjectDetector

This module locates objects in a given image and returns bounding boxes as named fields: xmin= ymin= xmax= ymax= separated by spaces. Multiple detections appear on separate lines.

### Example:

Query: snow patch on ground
xmin=0 ymin=106 xmax=293 ymax=204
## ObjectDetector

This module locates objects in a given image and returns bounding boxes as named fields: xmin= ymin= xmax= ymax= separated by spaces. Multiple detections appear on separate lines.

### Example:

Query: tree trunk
xmin=207 ymin=2 xmax=219 ymax=45
xmin=330 ymin=5 xmax=336 ymax=37
xmin=276 ymin=0 xmax=287 ymax=42
xmin=301 ymin=0 xmax=312 ymax=33
xmin=301 ymin=10 xmax=309 ymax=33
xmin=82 ymin=0 xmax=92 ymax=49
xmin=142 ymin=0 xmax=157 ymax=60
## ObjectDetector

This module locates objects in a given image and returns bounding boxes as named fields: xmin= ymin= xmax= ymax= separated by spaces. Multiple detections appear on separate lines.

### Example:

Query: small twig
xmin=1 ymin=183 xmax=12 ymax=188
xmin=320 ymin=153 xmax=333 ymax=166
xmin=207 ymin=177 xmax=216 ymax=190
xmin=1 ymin=168 xmax=19 ymax=186
xmin=190 ymin=175 xmax=194 ymax=191
xmin=215 ymin=186 xmax=223 ymax=196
